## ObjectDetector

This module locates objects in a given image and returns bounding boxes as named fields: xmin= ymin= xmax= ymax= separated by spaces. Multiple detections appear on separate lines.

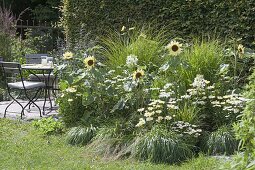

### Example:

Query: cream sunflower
xmin=166 ymin=41 xmax=182 ymax=56
xmin=84 ymin=56 xmax=96 ymax=69
xmin=237 ymin=44 xmax=245 ymax=54
xmin=63 ymin=51 xmax=74 ymax=60
xmin=133 ymin=69 xmax=144 ymax=80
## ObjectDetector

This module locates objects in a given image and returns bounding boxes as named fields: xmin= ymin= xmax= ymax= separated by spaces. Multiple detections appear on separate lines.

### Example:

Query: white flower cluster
xmin=181 ymin=75 xmax=246 ymax=116
xmin=211 ymin=93 xmax=246 ymax=114
xmin=159 ymin=83 xmax=176 ymax=99
xmin=123 ymin=81 xmax=138 ymax=92
xmin=159 ymin=63 xmax=170 ymax=72
xmin=126 ymin=54 xmax=138 ymax=67
xmin=191 ymin=74 xmax=210 ymax=89
xmin=136 ymin=118 xmax=146 ymax=127
xmin=172 ymin=121 xmax=202 ymax=137
xmin=65 ymin=87 xmax=77 ymax=93
xmin=136 ymin=98 xmax=177 ymax=127
xmin=179 ymin=75 xmax=216 ymax=106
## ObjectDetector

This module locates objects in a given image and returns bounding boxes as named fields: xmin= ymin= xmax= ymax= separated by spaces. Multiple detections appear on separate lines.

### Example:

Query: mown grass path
xmin=0 ymin=119 xmax=220 ymax=170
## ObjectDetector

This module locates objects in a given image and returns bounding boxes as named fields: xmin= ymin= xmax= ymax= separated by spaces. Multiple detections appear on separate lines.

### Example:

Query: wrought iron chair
xmin=0 ymin=62 xmax=45 ymax=118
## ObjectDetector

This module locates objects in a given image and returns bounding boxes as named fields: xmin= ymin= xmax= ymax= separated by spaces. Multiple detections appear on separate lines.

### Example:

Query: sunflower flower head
xmin=238 ymin=44 xmax=245 ymax=54
xmin=166 ymin=40 xmax=182 ymax=56
xmin=84 ymin=56 xmax=96 ymax=69
xmin=63 ymin=51 xmax=74 ymax=60
xmin=133 ymin=69 xmax=144 ymax=80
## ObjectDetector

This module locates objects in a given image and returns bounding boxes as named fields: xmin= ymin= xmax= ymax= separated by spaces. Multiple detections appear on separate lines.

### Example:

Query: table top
xmin=21 ymin=64 xmax=54 ymax=70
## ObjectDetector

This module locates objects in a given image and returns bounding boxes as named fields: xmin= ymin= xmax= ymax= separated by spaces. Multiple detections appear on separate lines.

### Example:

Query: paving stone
xmin=0 ymin=99 xmax=58 ymax=121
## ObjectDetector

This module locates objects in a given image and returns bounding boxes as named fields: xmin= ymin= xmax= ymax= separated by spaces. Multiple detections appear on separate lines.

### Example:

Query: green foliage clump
xmin=57 ymin=95 xmax=85 ymax=127
xmin=0 ymin=33 xmax=12 ymax=60
xmin=66 ymin=126 xmax=97 ymax=146
xmin=0 ymin=6 xmax=16 ymax=61
xmin=231 ymin=69 xmax=255 ymax=169
xmin=61 ymin=0 xmax=255 ymax=47
xmin=100 ymin=26 xmax=167 ymax=67
xmin=180 ymin=40 xmax=224 ymax=85
xmin=175 ymin=104 xmax=199 ymax=124
xmin=205 ymin=126 xmax=238 ymax=155
xmin=56 ymin=29 xmax=253 ymax=165
xmin=135 ymin=125 xmax=193 ymax=164
xmin=32 ymin=117 xmax=64 ymax=136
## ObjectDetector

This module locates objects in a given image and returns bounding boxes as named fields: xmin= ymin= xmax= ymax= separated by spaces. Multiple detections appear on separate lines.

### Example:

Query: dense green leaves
xmin=62 ymin=0 xmax=255 ymax=47
xmin=231 ymin=69 xmax=255 ymax=169
xmin=135 ymin=125 xmax=193 ymax=164
xmin=32 ymin=117 xmax=64 ymax=136
xmin=66 ymin=126 xmax=97 ymax=145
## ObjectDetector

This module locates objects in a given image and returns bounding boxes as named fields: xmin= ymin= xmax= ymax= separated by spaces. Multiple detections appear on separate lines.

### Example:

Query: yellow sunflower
xmin=133 ymin=69 xmax=144 ymax=80
xmin=166 ymin=41 xmax=182 ymax=56
xmin=84 ymin=56 xmax=96 ymax=69
xmin=63 ymin=51 xmax=73 ymax=60
xmin=237 ymin=44 xmax=245 ymax=54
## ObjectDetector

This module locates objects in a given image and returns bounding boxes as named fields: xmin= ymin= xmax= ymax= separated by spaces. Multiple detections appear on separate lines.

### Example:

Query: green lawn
xmin=0 ymin=119 xmax=221 ymax=170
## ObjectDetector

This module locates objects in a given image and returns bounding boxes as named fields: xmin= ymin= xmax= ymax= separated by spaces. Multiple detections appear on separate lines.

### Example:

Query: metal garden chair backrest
xmin=0 ymin=62 xmax=25 ymax=90
xmin=25 ymin=54 xmax=49 ymax=64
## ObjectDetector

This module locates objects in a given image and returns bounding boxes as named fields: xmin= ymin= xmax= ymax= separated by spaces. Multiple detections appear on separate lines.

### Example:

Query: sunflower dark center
xmin=88 ymin=60 xmax=94 ymax=66
xmin=171 ymin=45 xmax=179 ymax=52
xmin=136 ymin=72 xmax=142 ymax=79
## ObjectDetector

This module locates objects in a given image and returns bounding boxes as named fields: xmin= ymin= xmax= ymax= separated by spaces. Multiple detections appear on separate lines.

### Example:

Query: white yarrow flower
xmin=159 ymin=63 xmax=170 ymax=72
xmin=165 ymin=116 xmax=172 ymax=120
xmin=146 ymin=117 xmax=153 ymax=121
xmin=137 ymin=108 xmax=145 ymax=112
xmin=136 ymin=118 xmax=146 ymax=127
xmin=126 ymin=54 xmax=138 ymax=67
xmin=66 ymin=87 xmax=77 ymax=93
xmin=68 ymin=99 xmax=73 ymax=102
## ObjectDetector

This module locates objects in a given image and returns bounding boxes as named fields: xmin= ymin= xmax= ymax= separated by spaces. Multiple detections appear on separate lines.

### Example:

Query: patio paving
xmin=0 ymin=99 xmax=58 ymax=121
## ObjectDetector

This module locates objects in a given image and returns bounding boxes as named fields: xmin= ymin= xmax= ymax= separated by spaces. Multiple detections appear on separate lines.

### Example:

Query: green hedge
xmin=61 ymin=0 xmax=255 ymax=46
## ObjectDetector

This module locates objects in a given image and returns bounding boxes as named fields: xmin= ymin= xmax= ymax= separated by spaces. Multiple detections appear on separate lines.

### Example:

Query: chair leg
xmin=48 ymin=88 xmax=53 ymax=109
xmin=5 ymin=91 xmax=24 ymax=119
xmin=51 ymin=88 xmax=59 ymax=106
xmin=43 ymin=87 xmax=47 ymax=115
xmin=23 ymin=88 xmax=42 ymax=117
xmin=28 ymin=89 xmax=42 ymax=111
xmin=4 ymin=100 xmax=15 ymax=118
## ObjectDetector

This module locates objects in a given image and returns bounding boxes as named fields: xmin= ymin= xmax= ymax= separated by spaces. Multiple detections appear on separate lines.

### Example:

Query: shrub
xmin=231 ymin=68 xmax=255 ymax=169
xmin=0 ymin=5 xmax=16 ymax=61
xmin=66 ymin=125 xmax=97 ymax=146
xmin=0 ymin=33 xmax=12 ymax=60
xmin=61 ymin=0 xmax=255 ymax=47
xmin=135 ymin=125 xmax=193 ymax=164
xmin=32 ymin=117 xmax=64 ymax=136
xmin=57 ymin=94 xmax=85 ymax=127
xmin=205 ymin=125 xmax=238 ymax=155
xmin=56 ymin=35 xmax=251 ymax=165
